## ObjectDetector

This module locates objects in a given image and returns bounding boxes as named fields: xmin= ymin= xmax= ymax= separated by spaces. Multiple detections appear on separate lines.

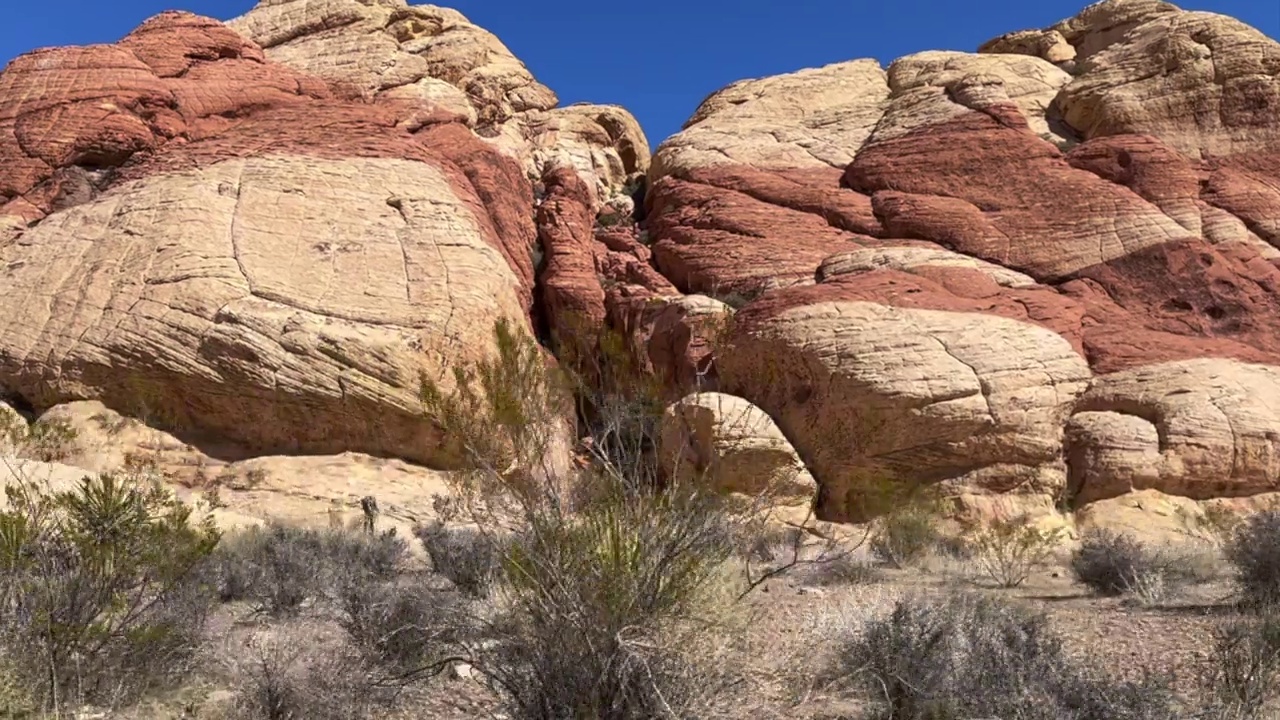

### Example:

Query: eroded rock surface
xmin=228 ymin=0 xmax=649 ymax=204
xmin=0 ymin=9 xmax=542 ymax=465
xmin=647 ymin=0 xmax=1280 ymax=518
xmin=3 ymin=0 xmax=1280 ymax=528
xmin=660 ymin=392 xmax=816 ymax=503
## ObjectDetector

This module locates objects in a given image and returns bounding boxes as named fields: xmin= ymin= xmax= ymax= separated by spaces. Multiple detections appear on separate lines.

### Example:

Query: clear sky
xmin=2 ymin=0 xmax=1277 ymax=146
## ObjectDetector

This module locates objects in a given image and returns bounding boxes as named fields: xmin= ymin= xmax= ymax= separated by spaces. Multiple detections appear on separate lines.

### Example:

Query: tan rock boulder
xmin=883 ymin=50 xmax=1074 ymax=144
xmin=0 ymin=152 xmax=526 ymax=464
xmin=1066 ymin=359 xmax=1280 ymax=506
xmin=720 ymin=298 xmax=1092 ymax=522
xmin=660 ymin=392 xmax=816 ymax=503
xmin=1061 ymin=10 xmax=1280 ymax=159
xmin=650 ymin=59 xmax=889 ymax=181
xmin=228 ymin=0 xmax=649 ymax=203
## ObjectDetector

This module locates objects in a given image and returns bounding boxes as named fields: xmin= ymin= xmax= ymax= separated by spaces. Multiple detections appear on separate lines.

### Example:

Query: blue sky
xmin=2 ymin=1 xmax=1276 ymax=146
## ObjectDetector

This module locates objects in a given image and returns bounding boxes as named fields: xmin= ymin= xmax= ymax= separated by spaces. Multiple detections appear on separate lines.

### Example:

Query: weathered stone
xmin=661 ymin=392 xmax=816 ymax=503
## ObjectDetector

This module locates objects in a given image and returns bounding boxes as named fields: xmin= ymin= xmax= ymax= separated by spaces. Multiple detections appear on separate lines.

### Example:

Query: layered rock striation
xmin=2 ymin=0 xmax=1279 ymax=526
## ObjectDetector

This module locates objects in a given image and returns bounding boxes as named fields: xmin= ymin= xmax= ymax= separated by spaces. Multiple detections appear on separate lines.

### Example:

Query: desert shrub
xmin=870 ymin=502 xmax=942 ymax=568
xmin=968 ymin=513 xmax=1066 ymax=588
xmin=809 ymin=551 xmax=880 ymax=586
xmin=1226 ymin=510 xmax=1280 ymax=608
xmin=834 ymin=593 xmax=1180 ymax=720
xmin=0 ymin=413 xmax=79 ymax=462
xmin=231 ymin=628 xmax=392 ymax=720
xmin=1071 ymin=529 xmax=1161 ymax=597
xmin=337 ymin=578 xmax=460 ymax=678
xmin=419 ymin=318 xmax=784 ymax=719
xmin=212 ymin=524 xmax=406 ymax=615
xmin=0 ymin=461 xmax=220 ymax=708
xmin=1201 ymin=612 xmax=1280 ymax=717
xmin=414 ymin=521 xmax=506 ymax=597
xmin=477 ymin=485 xmax=743 ymax=720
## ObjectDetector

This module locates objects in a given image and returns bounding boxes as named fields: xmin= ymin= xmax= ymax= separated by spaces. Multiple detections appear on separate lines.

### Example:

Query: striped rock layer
xmin=1 ymin=0 xmax=1279 ymax=524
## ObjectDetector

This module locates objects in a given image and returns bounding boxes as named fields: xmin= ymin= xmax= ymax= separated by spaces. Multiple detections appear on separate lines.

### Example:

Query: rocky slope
xmin=1 ymin=0 xmax=1278 ymax=535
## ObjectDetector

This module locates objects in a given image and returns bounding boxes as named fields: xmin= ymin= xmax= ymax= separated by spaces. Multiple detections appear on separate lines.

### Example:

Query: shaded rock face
xmin=4 ymin=0 xmax=1280 ymax=525
xmin=648 ymin=0 xmax=1280 ymax=520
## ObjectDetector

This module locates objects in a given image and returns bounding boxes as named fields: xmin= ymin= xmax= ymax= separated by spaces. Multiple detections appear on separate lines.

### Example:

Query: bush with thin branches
xmin=418 ymin=318 xmax=823 ymax=719
xmin=1071 ymin=529 xmax=1163 ymax=597
xmin=1201 ymin=612 xmax=1280 ymax=717
xmin=967 ymin=512 xmax=1065 ymax=588
xmin=0 ymin=456 xmax=220 ymax=709
xmin=211 ymin=523 xmax=407 ymax=615
xmin=870 ymin=500 xmax=942 ymax=568
xmin=229 ymin=627 xmax=393 ymax=720
xmin=414 ymin=521 xmax=507 ymax=597
xmin=833 ymin=593 xmax=1181 ymax=719
xmin=1226 ymin=509 xmax=1280 ymax=608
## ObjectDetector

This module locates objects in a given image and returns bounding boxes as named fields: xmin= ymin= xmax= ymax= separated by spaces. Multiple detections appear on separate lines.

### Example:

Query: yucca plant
xmin=0 ymin=455 xmax=220 ymax=708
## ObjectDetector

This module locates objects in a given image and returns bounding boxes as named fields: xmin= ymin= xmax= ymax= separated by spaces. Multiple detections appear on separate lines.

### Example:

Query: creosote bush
xmin=0 ymin=456 xmax=220 ymax=709
xmin=211 ymin=523 xmax=407 ymax=616
xmin=1226 ymin=509 xmax=1280 ymax=608
xmin=967 ymin=512 xmax=1065 ymax=588
xmin=419 ymin=318 xmax=814 ymax=719
xmin=835 ymin=593 xmax=1180 ymax=720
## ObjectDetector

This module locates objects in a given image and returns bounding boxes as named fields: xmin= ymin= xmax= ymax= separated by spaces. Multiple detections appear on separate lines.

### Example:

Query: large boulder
xmin=660 ymin=392 xmax=816 ymax=503
xmin=0 ymin=10 xmax=540 ymax=465
xmin=648 ymin=0 xmax=1280 ymax=520
xmin=228 ymin=0 xmax=650 ymax=205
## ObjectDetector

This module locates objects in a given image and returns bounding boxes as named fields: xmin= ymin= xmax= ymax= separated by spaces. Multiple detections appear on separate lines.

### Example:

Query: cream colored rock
xmin=380 ymin=77 xmax=478 ymax=128
xmin=0 ymin=454 xmax=264 ymax=532
xmin=650 ymin=59 xmax=890 ymax=180
xmin=29 ymin=401 xmax=454 ymax=540
xmin=978 ymin=29 xmax=1077 ymax=65
xmin=721 ymin=302 xmax=1092 ymax=522
xmin=1067 ymin=359 xmax=1280 ymax=505
xmin=229 ymin=0 xmax=556 ymax=124
xmin=492 ymin=104 xmax=651 ymax=206
xmin=817 ymin=247 xmax=1039 ymax=288
xmin=1050 ymin=0 xmax=1182 ymax=62
xmin=661 ymin=392 xmax=816 ymax=502
xmin=1058 ymin=9 xmax=1280 ymax=158
xmin=0 ymin=215 xmax=23 ymax=245
xmin=0 ymin=155 xmax=528 ymax=465
xmin=883 ymin=51 xmax=1073 ymax=143
xmin=229 ymin=1 xmax=649 ymax=199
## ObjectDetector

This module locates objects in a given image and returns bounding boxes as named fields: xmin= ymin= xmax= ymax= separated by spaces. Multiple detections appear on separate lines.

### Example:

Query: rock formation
xmin=2 ymin=0 xmax=1278 ymax=531
xmin=646 ymin=0 xmax=1280 ymax=522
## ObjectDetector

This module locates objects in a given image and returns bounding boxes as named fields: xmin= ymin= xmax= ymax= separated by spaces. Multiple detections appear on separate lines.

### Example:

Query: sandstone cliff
xmin=2 ymin=0 xmax=1278 ymax=534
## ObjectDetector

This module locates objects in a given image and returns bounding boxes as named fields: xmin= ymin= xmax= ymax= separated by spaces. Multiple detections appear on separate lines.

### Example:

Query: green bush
xmin=1226 ymin=510 xmax=1280 ymax=608
xmin=211 ymin=523 xmax=407 ymax=616
xmin=0 ymin=460 xmax=220 ymax=708
xmin=421 ymin=318 xmax=758 ymax=719
xmin=835 ymin=593 xmax=1180 ymax=720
